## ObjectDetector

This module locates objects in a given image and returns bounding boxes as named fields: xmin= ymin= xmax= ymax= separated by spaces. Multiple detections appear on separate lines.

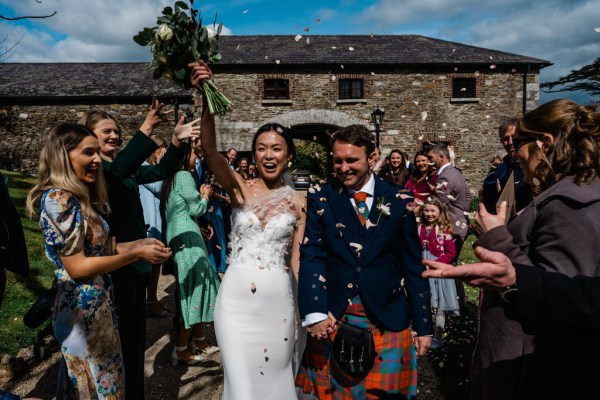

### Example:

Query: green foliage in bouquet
xmin=133 ymin=0 xmax=232 ymax=115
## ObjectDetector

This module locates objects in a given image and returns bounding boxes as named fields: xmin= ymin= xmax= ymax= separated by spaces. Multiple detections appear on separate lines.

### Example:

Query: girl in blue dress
xmin=26 ymin=123 xmax=172 ymax=399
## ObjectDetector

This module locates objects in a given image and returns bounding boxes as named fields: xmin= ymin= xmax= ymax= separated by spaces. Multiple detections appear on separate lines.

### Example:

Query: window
xmin=339 ymin=79 xmax=364 ymax=99
xmin=264 ymin=79 xmax=290 ymax=99
xmin=452 ymin=77 xmax=476 ymax=98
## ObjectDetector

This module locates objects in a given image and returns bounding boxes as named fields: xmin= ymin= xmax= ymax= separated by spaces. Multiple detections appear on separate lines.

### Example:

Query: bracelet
xmin=500 ymin=283 xmax=518 ymax=304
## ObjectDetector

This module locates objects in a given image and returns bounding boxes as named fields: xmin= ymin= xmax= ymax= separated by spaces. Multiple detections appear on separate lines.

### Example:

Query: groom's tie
xmin=353 ymin=191 xmax=369 ymax=226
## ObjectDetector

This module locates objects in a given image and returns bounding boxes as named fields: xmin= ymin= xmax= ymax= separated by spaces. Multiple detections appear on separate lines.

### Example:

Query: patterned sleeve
xmin=40 ymin=189 xmax=85 ymax=257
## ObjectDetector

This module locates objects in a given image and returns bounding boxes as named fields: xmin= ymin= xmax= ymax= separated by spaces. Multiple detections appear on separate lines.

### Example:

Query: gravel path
xmin=3 ymin=272 xmax=470 ymax=399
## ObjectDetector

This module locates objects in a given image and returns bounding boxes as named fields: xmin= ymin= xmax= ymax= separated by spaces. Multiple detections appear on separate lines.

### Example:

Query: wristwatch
xmin=500 ymin=283 xmax=518 ymax=304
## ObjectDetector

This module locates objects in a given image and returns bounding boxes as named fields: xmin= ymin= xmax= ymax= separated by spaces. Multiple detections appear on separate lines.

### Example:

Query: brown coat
xmin=471 ymin=176 xmax=600 ymax=400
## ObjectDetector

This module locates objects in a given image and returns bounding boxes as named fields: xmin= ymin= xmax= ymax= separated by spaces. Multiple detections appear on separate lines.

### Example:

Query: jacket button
xmin=356 ymin=267 xmax=361 ymax=272
xmin=347 ymin=283 xmax=353 ymax=289
xmin=314 ymin=296 xmax=319 ymax=301
xmin=311 ymin=284 xmax=316 ymax=288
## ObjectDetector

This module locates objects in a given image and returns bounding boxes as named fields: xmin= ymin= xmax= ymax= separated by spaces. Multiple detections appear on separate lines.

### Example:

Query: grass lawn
xmin=1 ymin=169 xmax=55 ymax=356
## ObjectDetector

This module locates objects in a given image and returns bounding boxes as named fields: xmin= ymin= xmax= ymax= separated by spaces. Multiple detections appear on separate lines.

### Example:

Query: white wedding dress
xmin=214 ymin=186 xmax=305 ymax=400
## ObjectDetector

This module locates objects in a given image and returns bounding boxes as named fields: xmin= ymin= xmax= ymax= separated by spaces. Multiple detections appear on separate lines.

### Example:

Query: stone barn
xmin=0 ymin=34 xmax=551 ymax=187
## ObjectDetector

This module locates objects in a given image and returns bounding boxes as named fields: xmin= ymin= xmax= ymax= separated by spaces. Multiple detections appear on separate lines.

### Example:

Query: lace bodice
xmin=228 ymin=185 xmax=301 ymax=271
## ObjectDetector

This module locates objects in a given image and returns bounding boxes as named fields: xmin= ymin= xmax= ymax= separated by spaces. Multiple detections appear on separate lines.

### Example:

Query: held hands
xmin=307 ymin=312 xmax=338 ymax=340
xmin=140 ymin=95 xmax=173 ymax=136
xmin=172 ymin=115 xmax=201 ymax=147
xmin=422 ymin=246 xmax=517 ymax=291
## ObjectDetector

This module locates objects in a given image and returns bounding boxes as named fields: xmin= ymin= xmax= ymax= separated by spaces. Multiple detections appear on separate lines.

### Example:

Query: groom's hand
xmin=308 ymin=319 xmax=333 ymax=340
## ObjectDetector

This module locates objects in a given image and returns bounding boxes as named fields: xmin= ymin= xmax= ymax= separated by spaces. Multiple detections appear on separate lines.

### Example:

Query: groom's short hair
xmin=330 ymin=125 xmax=375 ymax=156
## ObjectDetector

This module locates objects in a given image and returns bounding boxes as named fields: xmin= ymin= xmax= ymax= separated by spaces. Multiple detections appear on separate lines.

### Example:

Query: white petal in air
xmin=421 ymin=111 xmax=428 ymax=121
xmin=295 ymin=34 xmax=303 ymax=42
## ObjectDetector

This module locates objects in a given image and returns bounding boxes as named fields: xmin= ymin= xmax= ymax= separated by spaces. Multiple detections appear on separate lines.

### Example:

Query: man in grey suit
xmin=427 ymin=143 xmax=473 ymax=313
xmin=427 ymin=143 xmax=472 ymax=254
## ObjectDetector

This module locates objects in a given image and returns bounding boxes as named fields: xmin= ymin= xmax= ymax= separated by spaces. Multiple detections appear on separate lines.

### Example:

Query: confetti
xmin=303 ymin=237 xmax=309 ymax=244
xmin=348 ymin=47 xmax=354 ymax=51
xmin=595 ymin=27 xmax=600 ymax=32
xmin=318 ymin=275 xmax=326 ymax=282
xmin=295 ymin=34 xmax=302 ymax=42
xmin=335 ymin=223 xmax=346 ymax=228
xmin=489 ymin=64 xmax=497 ymax=69
xmin=365 ymin=220 xmax=377 ymax=229
xmin=331 ymin=75 xmax=336 ymax=81
xmin=413 ymin=100 xmax=419 ymax=106
xmin=236 ymin=44 xmax=241 ymax=50
xmin=421 ymin=111 xmax=428 ymax=121
xmin=317 ymin=209 xmax=325 ymax=216
xmin=349 ymin=242 xmax=363 ymax=252
xmin=275 ymin=60 xmax=281 ymax=65
xmin=306 ymin=38 xmax=310 ymax=44
xmin=304 ymin=27 xmax=309 ymax=32
xmin=243 ymin=9 xmax=249 ymax=14
xmin=315 ymin=19 xmax=320 ymax=23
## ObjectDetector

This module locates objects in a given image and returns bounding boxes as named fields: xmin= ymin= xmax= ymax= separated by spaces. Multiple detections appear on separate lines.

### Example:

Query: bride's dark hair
xmin=251 ymin=123 xmax=296 ymax=161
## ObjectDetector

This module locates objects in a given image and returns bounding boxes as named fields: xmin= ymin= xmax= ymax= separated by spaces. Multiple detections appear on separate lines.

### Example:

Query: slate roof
xmin=0 ymin=35 xmax=551 ymax=100
xmin=218 ymin=35 xmax=551 ymax=66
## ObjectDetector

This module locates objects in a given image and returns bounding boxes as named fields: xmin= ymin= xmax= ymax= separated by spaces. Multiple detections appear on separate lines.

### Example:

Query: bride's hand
xmin=188 ymin=61 xmax=213 ymax=88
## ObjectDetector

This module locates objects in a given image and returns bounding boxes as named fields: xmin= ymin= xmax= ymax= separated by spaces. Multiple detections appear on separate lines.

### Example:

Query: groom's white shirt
xmin=301 ymin=173 xmax=375 ymax=327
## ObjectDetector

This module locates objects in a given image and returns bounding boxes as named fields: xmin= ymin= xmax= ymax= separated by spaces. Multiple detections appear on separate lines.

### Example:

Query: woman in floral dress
xmin=26 ymin=123 xmax=171 ymax=399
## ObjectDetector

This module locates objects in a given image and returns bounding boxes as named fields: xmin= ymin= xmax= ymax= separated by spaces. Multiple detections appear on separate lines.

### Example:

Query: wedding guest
xmin=377 ymin=149 xmax=410 ymax=186
xmin=296 ymin=125 xmax=432 ymax=398
xmin=139 ymin=136 xmax=172 ymax=318
xmin=78 ymin=96 xmax=198 ymax=399
xmin=423 ymin=247 xmax=600 ymax=333
xmin=405 ymin=149 xmax=436 ymax=212
xmin=481 ymin=118 xmax=532 ymax=215
xmin=417 ymin=195 xmax=459 ymax=350
xmin=161 ymin=143 xmax=220 ymax=364
xmin=370 ymin=147 xmax=384 ymax=173
xmin=26 ymin=123 xmax=171 ymax=399
xmin=460 ymin=99 xmax=600 ymax=400
xmin=235 ymin=157 xmax=252 ymax=181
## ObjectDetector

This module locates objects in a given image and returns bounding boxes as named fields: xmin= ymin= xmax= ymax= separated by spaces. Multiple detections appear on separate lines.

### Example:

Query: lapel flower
xmin=376 ymin=198 xmax=391 ymax=217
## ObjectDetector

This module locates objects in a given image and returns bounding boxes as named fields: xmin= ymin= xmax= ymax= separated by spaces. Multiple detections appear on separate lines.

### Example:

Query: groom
xmin=296 ymin=125 xmax=432 ymax=399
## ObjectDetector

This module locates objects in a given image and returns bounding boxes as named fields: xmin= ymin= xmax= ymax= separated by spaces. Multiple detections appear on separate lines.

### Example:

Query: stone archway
xmin=262 ymin=109 xmax=366 ymax=175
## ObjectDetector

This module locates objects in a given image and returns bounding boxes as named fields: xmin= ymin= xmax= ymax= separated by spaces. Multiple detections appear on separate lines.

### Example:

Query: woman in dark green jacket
xmin=79 ymin=96 xmax=200 ymax=399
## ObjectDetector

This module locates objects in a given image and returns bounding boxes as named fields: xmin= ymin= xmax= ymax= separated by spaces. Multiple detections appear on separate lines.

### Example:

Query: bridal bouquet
xmin=133 ymin=0 xmax=232 ymax=115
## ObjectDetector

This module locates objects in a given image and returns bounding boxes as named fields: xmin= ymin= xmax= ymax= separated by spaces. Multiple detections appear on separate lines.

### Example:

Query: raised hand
xmin=188 ymin=61 xmax=213 ymax=88
xmin=140 ymin=95 xmax=173 ymax=136
xmin=471 ymin=200 xmax=507 ymax=237
xmin=172 ymin=115 xmax=201 ymax=146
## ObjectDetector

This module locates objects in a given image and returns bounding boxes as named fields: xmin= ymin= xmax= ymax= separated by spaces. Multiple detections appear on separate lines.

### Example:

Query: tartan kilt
xmin=295 ymin=298 xmax=417 ymax=399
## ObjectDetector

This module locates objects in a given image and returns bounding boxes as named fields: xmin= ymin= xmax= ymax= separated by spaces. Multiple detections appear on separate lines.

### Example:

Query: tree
xmin=0 ymin=1 xmax=57 ymax=61
xmin=292 ymin=140 xmax=327 ymax=179
xmin=0 ymin=0 xmax=56 ymax=21
xmin=541 ymin=57 xmax=600 ymax=97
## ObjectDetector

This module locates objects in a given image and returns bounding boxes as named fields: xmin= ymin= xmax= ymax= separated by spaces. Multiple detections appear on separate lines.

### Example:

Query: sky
xmin=1 ymin=0 xmax=599 ymax=105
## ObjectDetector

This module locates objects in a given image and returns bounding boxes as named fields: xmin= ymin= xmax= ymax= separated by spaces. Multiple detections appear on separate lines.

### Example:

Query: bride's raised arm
xmin=190 ymin=61 xmax=246 ymax=208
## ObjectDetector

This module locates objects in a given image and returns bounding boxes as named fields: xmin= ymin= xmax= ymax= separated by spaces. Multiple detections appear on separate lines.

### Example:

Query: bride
xmin=190 ymin=62 xmax=307 ymax=399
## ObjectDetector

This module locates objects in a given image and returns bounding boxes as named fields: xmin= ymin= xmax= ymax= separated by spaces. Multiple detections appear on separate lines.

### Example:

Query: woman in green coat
xmin=161 ymin=144 xmax=220 ymax=365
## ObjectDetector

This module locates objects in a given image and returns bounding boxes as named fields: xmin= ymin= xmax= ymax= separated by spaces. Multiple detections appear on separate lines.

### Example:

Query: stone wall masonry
xmin=1 ymin=66 xmax=541 ymax=191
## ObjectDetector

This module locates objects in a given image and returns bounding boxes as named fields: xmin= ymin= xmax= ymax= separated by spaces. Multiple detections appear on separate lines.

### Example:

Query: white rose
xmin=155 ymin=24 xmax=174 ymax=43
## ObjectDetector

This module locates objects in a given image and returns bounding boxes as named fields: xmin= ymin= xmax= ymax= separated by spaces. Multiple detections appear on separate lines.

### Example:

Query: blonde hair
xmin=26 ymin=123 xmax=109 ymax=219
xmin=77 ymin=110 xmax=122 ymax=161
xmin=518 ymin=99 xmax=600 ymax=195
xmin=418 ymin=195 xmax=453 ymax=233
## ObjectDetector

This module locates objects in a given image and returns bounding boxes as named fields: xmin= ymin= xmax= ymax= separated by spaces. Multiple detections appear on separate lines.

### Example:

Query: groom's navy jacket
xmin=298 ymin=176 xmax=433 ymax=336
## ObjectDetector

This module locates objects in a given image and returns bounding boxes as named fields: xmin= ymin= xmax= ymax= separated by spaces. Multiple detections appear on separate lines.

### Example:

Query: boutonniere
xmin=366 ymin=197 xmax=391 ymax=229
